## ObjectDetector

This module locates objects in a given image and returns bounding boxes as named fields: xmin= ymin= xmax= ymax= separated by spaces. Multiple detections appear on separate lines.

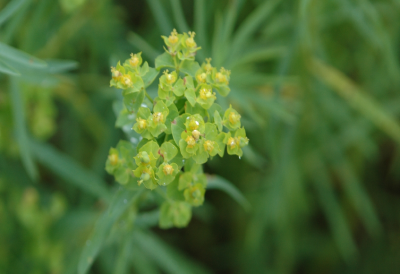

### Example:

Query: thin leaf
xmin=146 ymin=0 xmax=173 ymax=35
xmin=170 ymin=0 xmax=190 ymax=33
xmin=133 ymin=230 xmax=211 ymax=274
xmin=0 ymin=42 xmax=46 ymax=68
xmin=127 ymin=32 xmax=161 ymax=61
xmin=0 ymin=58 xmax=20 ymax=76
xmin=9 ymin=77 xmax=38 ymax=180
xmin=311 ymin=58 xmax=400 ymax=144
xmin=206 ymin=175 xmax=251 ymax=211
xmin=30 ymin=140 xmax=111 ymax=201
xmin=78 ymin=188 xmax=144 ymax=274
xmin=0 ymin=0 xmax=28 ymax=26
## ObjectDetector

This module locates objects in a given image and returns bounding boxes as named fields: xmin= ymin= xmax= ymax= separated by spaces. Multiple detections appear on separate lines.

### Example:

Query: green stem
xmin=179 ymin=106 xmax=185 ymax=114
xmin=164 ymin=133 xmax=170 ymax=142
xmin=144 ymin=90 xmax=154 ymax=104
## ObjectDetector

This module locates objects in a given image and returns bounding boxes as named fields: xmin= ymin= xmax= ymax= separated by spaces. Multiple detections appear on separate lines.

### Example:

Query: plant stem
xmin=144 ymin=90 xmax=153 ymax=104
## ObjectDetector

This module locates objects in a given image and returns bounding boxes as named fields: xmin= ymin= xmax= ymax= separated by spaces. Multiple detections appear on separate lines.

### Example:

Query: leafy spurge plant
xmin=106 ymin=29 xmax=249 ymax=228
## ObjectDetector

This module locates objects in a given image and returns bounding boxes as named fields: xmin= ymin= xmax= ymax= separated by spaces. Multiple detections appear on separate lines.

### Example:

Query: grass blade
xmin=311 ymin=58 xmax=400 ymax=144
xmin=30 ymin=141 xmax=111 ymax=201
xmin=0 ymin=42 xmax=46 ymax=68
xmin=146 ymin=0 xmax=173 ymax=35
xmin=207 ymin=175 xmax=251 ymax=211
xmin=78 ymin=188 xmax=144 ymax=274
xmin=0 ymin=0 xmax=28 ymax=26
xmin=0 ymin=58 xmax=20 ymax=76
xmin=9 ymin=77 xmax=38 ymax=180
xmin=170 ymin=0 xmax=190 ymax=32
xmin=133 ymin=230 xmax=211 ymax=274
xmin=127 ymin=32 xmax=161 ymax=62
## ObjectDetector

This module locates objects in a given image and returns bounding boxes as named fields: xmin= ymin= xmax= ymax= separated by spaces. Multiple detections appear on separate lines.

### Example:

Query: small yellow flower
xmin=137 ymin=118 xmax=147 ymax=130
xmin=200 ymin=88 xmax=215 ymax=100
xmin=129 ymin=53 xmax=139 ymax=67
xmin=228 ymin=137 xmax=237 ymax=149
xmin=185 ymin=136 xmax=196 ymax=148
xmin=229 ymin=112 xmax=241 ymax=124
xmin=121 ymin=74 xmax=133 ymax=87
xmin=192 ymin=130 xmax=201 ymax=140
xmin=203 ymin=140 xmax=214 ymax=153
xmin=196 ymin=72 xmax=207 ymax=83
xmin=215 ymin=67 xmax=230 ymax=84
xmin=168 ymin=29 xmax=179 ymax=44
xmin=153 ymin=112 xmax=164 ymax=123
xmin=188 ymin=119 xmax=199 ymax=131
xmin=186 ymin=31 xmax=197 ymax=48
xmin=164 ymin=70 xmax=176 ymax=84
xmin=108 ymin=154 xmax=119 ymax=165
xmin=204 ymin=58 xmax=212 ymax=72
xmin=163 ymin=164 xmax=174 ymax=175
xmin=111 ymin=67 xmax=121 ymax=79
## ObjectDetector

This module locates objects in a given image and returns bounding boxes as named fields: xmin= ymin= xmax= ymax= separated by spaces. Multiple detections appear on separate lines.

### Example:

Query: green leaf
xmin=30 ymin=141 xmax=111 ymax=201
xmin=0 ymin=58 xmax=20 ymax=76
xmin=77 ymin=188 xmax=144 ymax=274
xmin=167 ymin=176 xmax=185 ymax=201
xmin=133 ymin=230 xmax=211 ymax=274
xmin=0 ymin=0 xmax=27 ymax=26
xmin=123 ymin=90 xmax=145 ymax=113
xmin=159 ymin=201 xmax=192 ymax=228
xmin=207 ymin=175 xmax=250 ymax=211
xmin=180 ymin=60 xmax=201 ymax=77
xmin=214 ymin=111 xmax=222 ymax=131
xmin=160 ymin=141 xmax=178 ymax=162
xmin=178 ymin=172 xmax=193 ymax=190
xmin=154 ymin=100 xmax=169 ymax=114
xmin=185 ymin=88 xmax=196 ymax=107
xmin=139 ymin=141 xmax=160 ymax=159
xmin=171 ymin=115 xmax=188 ymax=145
xmin=143 ymin=67 xmax=159 ymax=87
xmin=165 ymin=103 xmax=179 ymax=134
xmin=0 ymin=42 xmax=46 ymax=68
xmin=9 ymin=77 xmax=38 ymax=180
xmin=193 ymin=144 xmax=208 ymax=164
xmin=155 ymin=52 xmax=175 ymax=71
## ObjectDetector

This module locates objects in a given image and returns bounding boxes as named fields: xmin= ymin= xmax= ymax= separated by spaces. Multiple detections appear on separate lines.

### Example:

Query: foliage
xmin=2 ymin=0 xmax=400 ymax=273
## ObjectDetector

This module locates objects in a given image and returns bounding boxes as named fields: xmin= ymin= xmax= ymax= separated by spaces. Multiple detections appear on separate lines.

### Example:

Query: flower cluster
xmin=106 ymin=29 xmax=249 ymax=228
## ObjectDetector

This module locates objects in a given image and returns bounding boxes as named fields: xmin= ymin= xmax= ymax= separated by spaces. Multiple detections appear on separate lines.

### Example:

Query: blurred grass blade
xmin=0 ymin=58 xmax=20 ymax=76
xmin=194 ymin=0 xmax=207 ymax=59
xmin=0 ymin=0 xmax=28 ymax=26
xmin=131 ymin=246 xmax=160 ymax=274
xmin=230 ymin=46 xmax=287 ymax=68
xmin=230 ymin=0 xmax=281 ymax=56
xmin=78 ymin=188 xmax=144 ymax=274
xmin=113 ymin=235 xmax=133 ymax=274
xmin=45 ymin=59 xmax=79 ymax=73
xmin=128 ymin=32 xmax=161 ymax=61
xmin=133 ymin=230 xmax=211 ymax=274
xmin=207 ymin=175 xmax=251 ymax=211
xmin=30 ymin=141 xmax=111 ymax=201
xmin=0 ymin=42 xmax=47 ymax=68
xmin=9 ymin=77 xmax=38 ymax=180
xmin=170 ymin=0 xmax=189 ymax=32
xmin=146 ymin=0 xmax=173 ymax=35
xmin=311 ymin=58 xmax=400 ymax=144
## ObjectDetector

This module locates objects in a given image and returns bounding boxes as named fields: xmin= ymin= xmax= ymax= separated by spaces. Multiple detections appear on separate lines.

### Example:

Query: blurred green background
xmin=1 ymin=0 xmax=400 ymax=273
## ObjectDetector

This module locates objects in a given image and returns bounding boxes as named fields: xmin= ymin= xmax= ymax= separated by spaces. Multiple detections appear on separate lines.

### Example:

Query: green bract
xmin=106 ymin=29 xmax=249 ymax=228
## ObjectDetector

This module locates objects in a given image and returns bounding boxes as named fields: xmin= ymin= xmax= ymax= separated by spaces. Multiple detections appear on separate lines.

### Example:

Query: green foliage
xmin=106 ymin=29 xmax=249 ymax=229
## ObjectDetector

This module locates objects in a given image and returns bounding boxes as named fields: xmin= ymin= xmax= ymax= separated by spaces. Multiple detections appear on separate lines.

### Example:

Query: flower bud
xmin=111 ymin=67 xmax=121 ymax=79
xmin=137 ymin=118 xmax=147 ymax=130
xmin=229 ymin=112 xmax=241 ymax=124
xmin=188 ymin=119 xmax=199 ymax=131
xmin=227 ymin=137 xmax=237 ymax=149
xmin=204 ymin=58 xmax=212 ymax=72
xmin=140 ymin=172 xmax=150 ymax=182
xmin=129 ymin=53 xmax=139 ymax=67
xmin=108 ymin=153 xmax=119 ymax=165
xmin=153 ymin=112 xmax=164 ymax=123
xmin=185 ymin=136 xmax=196 ymax=148
xmin=196 ymin=73 xmax=207 ymax=83
xmin=238 ymin=136 xmax=249 ymax=148
xmin=192 ymin=130 xmax=201 ymax=140
xmin=200 ymin=88 xmax=214 ymax=100
xmin=203 ymin=140 xmax=214 ymax=153
xmin=186 ymin=31 xmax=197 ymax=48
xmin=168 ymin=29 xmax=179 ymax=44
xmin=139 ymin=151 xmax=150 ymax=164
xmin=163 ymin=164 xmax=174 ymax=175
